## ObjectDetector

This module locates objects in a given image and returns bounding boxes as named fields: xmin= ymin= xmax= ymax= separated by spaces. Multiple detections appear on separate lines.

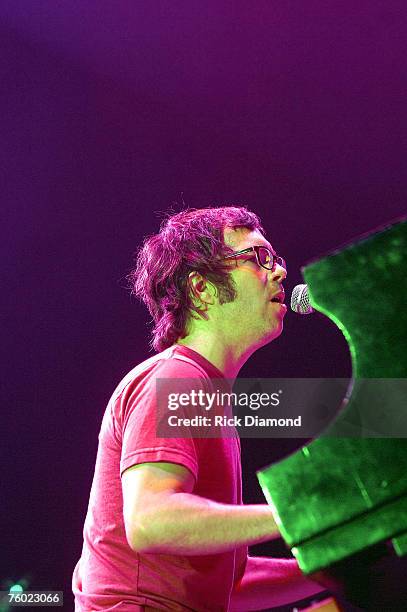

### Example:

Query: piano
xmin=257 ymin=217 xmax=407 ymax=610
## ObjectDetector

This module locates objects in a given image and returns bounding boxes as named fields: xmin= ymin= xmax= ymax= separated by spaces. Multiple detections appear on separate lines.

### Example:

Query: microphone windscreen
xmin=291 ymin=284 xmax=314 ymax=314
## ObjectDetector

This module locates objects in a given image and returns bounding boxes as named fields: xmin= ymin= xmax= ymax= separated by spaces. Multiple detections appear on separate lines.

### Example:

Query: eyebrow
xmin=245 ymin=243 xmax=277 ymax=256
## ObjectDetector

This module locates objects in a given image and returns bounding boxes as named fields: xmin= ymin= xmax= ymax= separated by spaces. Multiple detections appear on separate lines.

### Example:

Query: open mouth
xmin=271 ymin=294 xmax=285 ymax=303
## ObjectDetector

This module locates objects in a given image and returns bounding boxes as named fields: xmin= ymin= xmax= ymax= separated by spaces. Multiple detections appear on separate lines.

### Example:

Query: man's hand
xmin=230 ymin=556 xmax=327 ymax=611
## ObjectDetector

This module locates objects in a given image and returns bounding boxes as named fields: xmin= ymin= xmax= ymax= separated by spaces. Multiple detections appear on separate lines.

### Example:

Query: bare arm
xmin=229 ymin=556 xmax=326 ymax=611
xmin=122 ymin=462 xmax=280 ymax=555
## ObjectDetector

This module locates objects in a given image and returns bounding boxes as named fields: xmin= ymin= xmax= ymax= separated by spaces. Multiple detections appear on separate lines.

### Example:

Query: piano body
xmin=257 ymin=218 xmax=407 ymax=609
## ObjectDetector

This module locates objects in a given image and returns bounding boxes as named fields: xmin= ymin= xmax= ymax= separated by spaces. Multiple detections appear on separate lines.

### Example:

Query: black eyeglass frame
xmin=223 ymin=246 xmax=286 ymax=271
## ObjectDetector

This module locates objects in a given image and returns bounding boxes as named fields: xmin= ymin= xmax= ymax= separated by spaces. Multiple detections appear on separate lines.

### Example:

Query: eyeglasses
xmin=223 ymin=246 xmax=286 ymax=271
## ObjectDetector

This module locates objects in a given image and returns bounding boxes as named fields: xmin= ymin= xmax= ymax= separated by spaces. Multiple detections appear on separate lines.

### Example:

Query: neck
xmin=175 ymin=329 xmax=256 ymax=381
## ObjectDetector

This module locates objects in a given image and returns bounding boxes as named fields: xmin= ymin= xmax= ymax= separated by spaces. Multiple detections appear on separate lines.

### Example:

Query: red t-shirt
xmin=73 ymin=345 xmax=248 ymax=611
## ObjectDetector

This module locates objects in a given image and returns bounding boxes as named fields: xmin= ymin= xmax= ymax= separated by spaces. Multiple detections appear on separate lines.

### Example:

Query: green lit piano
xmin=257 ymin=218 xmax=407 ymax=609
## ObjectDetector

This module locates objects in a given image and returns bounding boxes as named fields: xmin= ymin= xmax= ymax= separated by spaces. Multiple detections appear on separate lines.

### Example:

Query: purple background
xmin=1 ymin=2 xmax=406 ymax=608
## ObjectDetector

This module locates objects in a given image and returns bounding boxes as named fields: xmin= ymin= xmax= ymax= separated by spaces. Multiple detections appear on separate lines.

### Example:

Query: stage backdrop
xmin=1 ymin=2 xmax=406 ymax=610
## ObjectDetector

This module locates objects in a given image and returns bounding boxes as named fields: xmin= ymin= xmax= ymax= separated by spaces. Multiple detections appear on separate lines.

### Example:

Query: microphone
xmin=291 ymin=284 xmax=314 ymax=314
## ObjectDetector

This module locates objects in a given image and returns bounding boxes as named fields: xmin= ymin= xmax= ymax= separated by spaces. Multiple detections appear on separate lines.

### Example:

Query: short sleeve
xmin=119 ymin=358 xmax=212 ymax=483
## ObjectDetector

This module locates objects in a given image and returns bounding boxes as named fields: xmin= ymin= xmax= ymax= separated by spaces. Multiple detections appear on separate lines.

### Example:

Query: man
xmin=73 ymin=206 xmax=324 ymax=610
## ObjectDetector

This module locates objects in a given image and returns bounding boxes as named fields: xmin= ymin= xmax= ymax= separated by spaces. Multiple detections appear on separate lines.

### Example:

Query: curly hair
xmin=127 ymin=206 xmax=264 ymax=351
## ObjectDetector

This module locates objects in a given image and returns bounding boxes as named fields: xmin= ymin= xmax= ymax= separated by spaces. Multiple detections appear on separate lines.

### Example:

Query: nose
xmin=269 ymin=262 xmax=287 ymax=283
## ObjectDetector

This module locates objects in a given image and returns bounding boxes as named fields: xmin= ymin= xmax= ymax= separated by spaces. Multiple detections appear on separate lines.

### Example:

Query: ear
xmin=187 ymin=272 xmax=216 ymax=307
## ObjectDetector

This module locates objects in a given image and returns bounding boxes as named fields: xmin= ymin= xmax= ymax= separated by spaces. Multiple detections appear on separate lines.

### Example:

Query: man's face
xmin=221 ymin=227 xmax=287 ymax=351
